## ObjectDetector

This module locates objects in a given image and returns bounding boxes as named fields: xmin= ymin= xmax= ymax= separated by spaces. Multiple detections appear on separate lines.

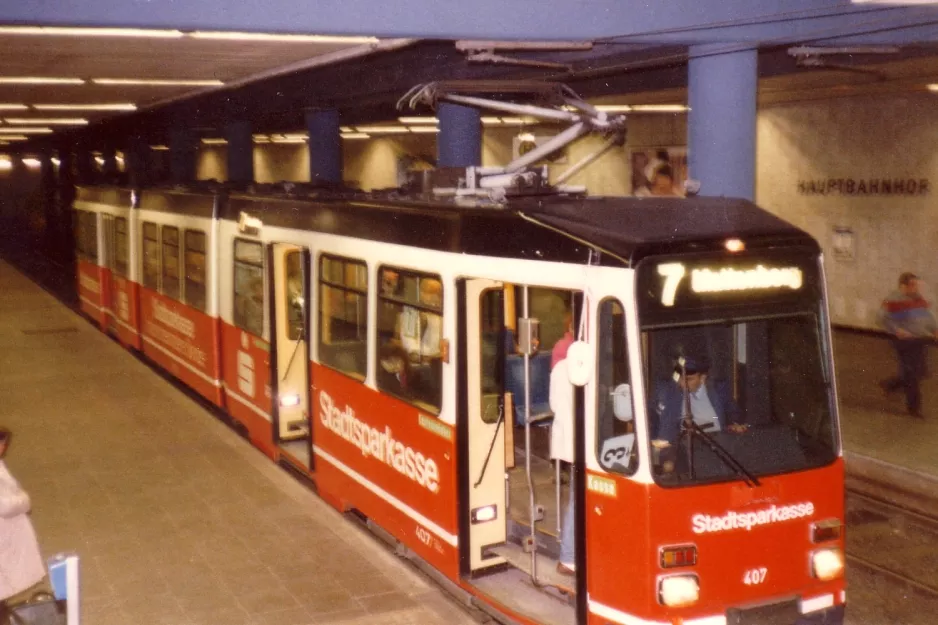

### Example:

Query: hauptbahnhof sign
xmin=798 ymin=178 xmax=930 ymax=196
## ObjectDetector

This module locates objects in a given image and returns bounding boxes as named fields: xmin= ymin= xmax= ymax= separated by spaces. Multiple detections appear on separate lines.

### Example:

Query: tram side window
xmin=184 ymin=230 xmax=207 ymax=312
xmin=233 ymin=239 xmax=265 ymax=337
xmin=376 ymin=267 xmax=443 ymax=415
xmin=114 ymin=217 xmax=128 ymax=277
xmin=75 ymin=210 xmax=98 ymax=262
xmin=161 ymin=226 xmax=180 ymax=300
xmin=318 ymin=255 xmax=367 ymax=379
xmin=595 ymin=298 xmax=638 ymax=476
xmin=142 ymin=222 xmax=160 ymax=291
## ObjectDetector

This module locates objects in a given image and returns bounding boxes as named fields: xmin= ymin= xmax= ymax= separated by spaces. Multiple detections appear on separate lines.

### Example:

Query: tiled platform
xmin=0 ymin=260 xmax=477 ymax=625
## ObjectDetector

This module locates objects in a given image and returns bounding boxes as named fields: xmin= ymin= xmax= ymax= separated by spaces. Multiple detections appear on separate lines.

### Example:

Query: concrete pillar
xmin=225 ymin=120 xmax=254 ymax=184
xmin=437 ymin=102 xmax=481 ymax=168
xmin=169 ymin=127 xmax=197 ymax=185
xmin=688 ymin=45 xmax=758 ymax=200
xmin=306 ymin=109 xmax=342 ymax=185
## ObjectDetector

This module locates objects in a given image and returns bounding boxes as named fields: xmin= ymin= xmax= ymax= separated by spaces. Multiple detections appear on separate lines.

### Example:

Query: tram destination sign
xmin=637 ymin=251 xmax=821 ymax=321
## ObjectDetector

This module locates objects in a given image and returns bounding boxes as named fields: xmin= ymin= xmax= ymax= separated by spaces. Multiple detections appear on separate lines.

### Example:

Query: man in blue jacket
xmin=653 ymin=354 xmax=746 ymax=447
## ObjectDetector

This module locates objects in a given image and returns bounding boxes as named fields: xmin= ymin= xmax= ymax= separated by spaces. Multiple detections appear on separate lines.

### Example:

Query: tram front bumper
xmin=795 ymin=604 xmax=845 ymax=625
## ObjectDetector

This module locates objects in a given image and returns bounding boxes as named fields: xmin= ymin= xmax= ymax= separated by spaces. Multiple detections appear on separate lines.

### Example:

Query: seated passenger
xmin=399 ymin=278 xmax=442 ymax=362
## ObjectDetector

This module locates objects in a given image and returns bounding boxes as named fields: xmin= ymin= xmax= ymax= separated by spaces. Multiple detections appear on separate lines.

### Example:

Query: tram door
xmin=101 ymin=214 xmax=118 ymax=335
xmin=271 ymin=243 xmax=311 ymax=446
xmin=463 ymin=279 xmax=508 ymax=571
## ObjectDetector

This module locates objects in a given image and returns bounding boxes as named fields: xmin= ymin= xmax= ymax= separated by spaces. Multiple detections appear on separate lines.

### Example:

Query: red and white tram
xmin=72 ymin=169 xmax=846 ymax=625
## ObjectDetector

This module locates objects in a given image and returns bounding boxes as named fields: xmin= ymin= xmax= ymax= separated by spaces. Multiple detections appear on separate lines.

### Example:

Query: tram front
xmin=589 ymin=241 xmax=845 ymax=625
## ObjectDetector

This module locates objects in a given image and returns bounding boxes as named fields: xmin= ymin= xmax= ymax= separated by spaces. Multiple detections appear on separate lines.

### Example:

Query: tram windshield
xmin=636 ymin=250 xmax=839 ymax=487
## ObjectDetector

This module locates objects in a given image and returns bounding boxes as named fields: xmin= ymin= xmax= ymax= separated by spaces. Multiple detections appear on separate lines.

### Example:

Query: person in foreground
xmin=878 ymin=272 xmax=938 ymax=419
xmin=0 ymin=427 xmax=46 ymax=609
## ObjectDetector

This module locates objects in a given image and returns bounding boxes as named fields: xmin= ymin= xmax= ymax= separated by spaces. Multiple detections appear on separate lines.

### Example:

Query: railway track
xmin=845 ymin=488 xmax=938 ymax=599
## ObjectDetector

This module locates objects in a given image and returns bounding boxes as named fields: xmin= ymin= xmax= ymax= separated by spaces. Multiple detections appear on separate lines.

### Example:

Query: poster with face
xmin=631 ymin=147 xmax=688 ymax=197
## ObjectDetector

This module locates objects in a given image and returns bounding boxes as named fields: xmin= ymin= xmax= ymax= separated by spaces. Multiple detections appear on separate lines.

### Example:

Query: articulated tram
xmin=72 ymin=169 xmax=846 ymax=625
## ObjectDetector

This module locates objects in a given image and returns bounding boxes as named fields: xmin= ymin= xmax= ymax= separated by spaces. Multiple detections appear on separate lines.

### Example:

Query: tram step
xmin=485 ymin=542 xmax=575 ymax=593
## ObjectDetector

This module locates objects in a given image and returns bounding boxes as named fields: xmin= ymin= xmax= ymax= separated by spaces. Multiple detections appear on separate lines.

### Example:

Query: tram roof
xmin=75 ymin=184 xmax=819 ymax=266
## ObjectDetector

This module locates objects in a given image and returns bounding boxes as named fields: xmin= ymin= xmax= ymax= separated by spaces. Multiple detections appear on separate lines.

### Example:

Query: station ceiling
xmin=2 ymin=21 xmax=938 ymax=152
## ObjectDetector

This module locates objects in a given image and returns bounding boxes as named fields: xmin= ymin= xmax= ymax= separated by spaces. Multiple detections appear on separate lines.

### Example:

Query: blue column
xmin=101 ymin=146 xmax=118 ymax=181
xmin=126 ymin=137 xmax=151 ymax=188
xmin=306 ymin=109 xmax=342 ymax=185
xmin=437 ymin=102 xmax=481 ymax=168
xmin=688 ymin=45 xmax=758 ymax=200
xmin=225 ymin=120 xmax=254 ymax=184
xmin=74 ymin=144 xmax=96 ymax=185
xmin=170 ymin=127 xmax=197 ymax=185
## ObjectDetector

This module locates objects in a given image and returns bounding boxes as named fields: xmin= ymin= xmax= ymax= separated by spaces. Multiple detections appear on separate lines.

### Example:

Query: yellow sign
xmin=587 ymin=474 xmax=618 ymax=498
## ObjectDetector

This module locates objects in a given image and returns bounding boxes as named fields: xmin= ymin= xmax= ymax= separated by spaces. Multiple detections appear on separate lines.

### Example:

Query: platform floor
xmin=0 ymin=260 xmax=477 ymax=625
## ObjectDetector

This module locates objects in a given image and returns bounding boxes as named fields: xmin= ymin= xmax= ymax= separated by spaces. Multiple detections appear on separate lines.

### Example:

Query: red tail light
xmin=660 ymin=545 xmax=698 ymax=568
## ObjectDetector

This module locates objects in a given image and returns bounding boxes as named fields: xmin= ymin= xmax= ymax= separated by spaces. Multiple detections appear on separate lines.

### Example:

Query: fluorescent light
xmin=481 ymin=116 xmax=503 ymax=125
xmin=398 ymin=116 xmax=438 ymax=124
xmin=52 ymin=158 xmax=61 ymax=166
xmin=22 ymin=158 xmax=41 ymax=169
xmin=95 ymin=157 xmax=105 ymax=166
xmin=499 ymin=117 xmax=535 ymax=125
xmin=92 ymin=78 xmax=224 ymax=87
xmin=927 ymin=84 xmax=938 ymax=92
xmin=150 ymin=145 xmax=170 ymax=151
xmin=0 ymin=127 xmax=53 ymax=134
xmin=33 ymin=103 xmax=137 ymax=111
xmin=0 ymin=104 xmax=28 ymax=111
xmin=408 ymin=126 xmax=439 ymax=134
xmin=0 ymin=77 xmax=85 ymax=85
xmin=629 ymin=104 xmax=688 ymax=113
xmin=355 ymin=126 xmax=410 ymax=134
xmin=340 ymin=126 xmax=354 ymax=132
xmin=252 ymin=136 xmax=271 ymax=144
xmin=341 ymin=133 xmax=370 ymax=140
xmin=0 ymin=159 xmax=11 ymax=170
xmin=270 ymin=137 xmax=306 ymax=144
xmin=0 ymin=135 xmax=28 ymax=141
xmin=201 ymin=138 xmax=228 ymax=145
xmin=595 ymin=105 xmax=632 ymax=113
xmin=281 ymin=133 xmax=309 ymax=140
xmin=0 ymin=26 xmax=184 ymax=38
xmin=190 ymin=31 xmax=378 ymax=44
xmin=4 ymin=118 xmax=88 ymax=125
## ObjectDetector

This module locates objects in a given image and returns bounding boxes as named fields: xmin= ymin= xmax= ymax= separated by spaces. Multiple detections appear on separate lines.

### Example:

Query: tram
xmin=71 ymin=86 xmax=845 ymax=625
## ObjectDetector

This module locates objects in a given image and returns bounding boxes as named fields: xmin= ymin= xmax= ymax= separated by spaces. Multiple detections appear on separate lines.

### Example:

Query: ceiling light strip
xmin=92 ymin=78 xmax=225 ymax=87
xmin=190 ymin=31 xmax=378 ymax=44
xmin=0 ymin=127 xmax=53 ymax=134
xmin=33 ymin=104 xmax=137 ymax=111
xmin=4 ymin=118 xmax=88 ymax=125
xmin=0 ymin=77 xmax=85 ymax=85
xmin=0 ymin=26 xmax=184 ymax=38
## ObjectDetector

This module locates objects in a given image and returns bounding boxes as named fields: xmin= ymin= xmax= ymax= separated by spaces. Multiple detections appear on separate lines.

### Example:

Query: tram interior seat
xmin=505 ymin=352 xmax=553 ymax=427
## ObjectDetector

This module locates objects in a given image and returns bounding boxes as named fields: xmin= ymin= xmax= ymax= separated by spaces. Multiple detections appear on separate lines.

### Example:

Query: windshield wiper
xmin=682 ymin=420 xmax=761 ymax=488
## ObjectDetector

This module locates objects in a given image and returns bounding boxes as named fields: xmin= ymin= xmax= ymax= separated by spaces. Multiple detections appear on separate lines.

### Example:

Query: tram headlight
xmin=471 ymin=504 xmax=497 ymax=524
xmin=279 ymin=393 xmax=301 ymax=408
xmin=811 ymin=518 xmax=843 ymax=543
xmin=658 ymin=574 xmax=699 ymax=607
xmin=811 ymin=548 xmax=845 ymax=581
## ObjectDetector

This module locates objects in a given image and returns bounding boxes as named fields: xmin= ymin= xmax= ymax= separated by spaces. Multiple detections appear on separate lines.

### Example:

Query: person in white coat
xmin=0 ymin=428 xmax=46 ymax=607
xmin=549 ymin=359 xmax=576 ymax=577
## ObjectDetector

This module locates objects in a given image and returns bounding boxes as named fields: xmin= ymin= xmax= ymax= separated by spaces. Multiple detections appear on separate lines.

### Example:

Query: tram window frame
xmin=184 ymin=230 xmax=207 ymax=312
xmin=141 ymin=221 xmax=160 ymax=291
xmin=595 ymin=297 xmax=638 ymax=476
xmin=75 ymin=210 xmax=98 ymax=263
xmin=114 ymin=217 xmax=128 ymax=277
xmin=318 ymin=254 xmax=368 ymax=381
xmin=233 ymin=238 xmax=265 ymax=338
xmin=376 ymin=265 xmax=444 ymax=416
xmin=161 ymin=225 xmax=181 ymax=300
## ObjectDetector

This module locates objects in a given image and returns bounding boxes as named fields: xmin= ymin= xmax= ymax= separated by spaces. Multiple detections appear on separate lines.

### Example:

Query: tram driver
xmin=651 ymin=354 xmax=748 ymax=471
